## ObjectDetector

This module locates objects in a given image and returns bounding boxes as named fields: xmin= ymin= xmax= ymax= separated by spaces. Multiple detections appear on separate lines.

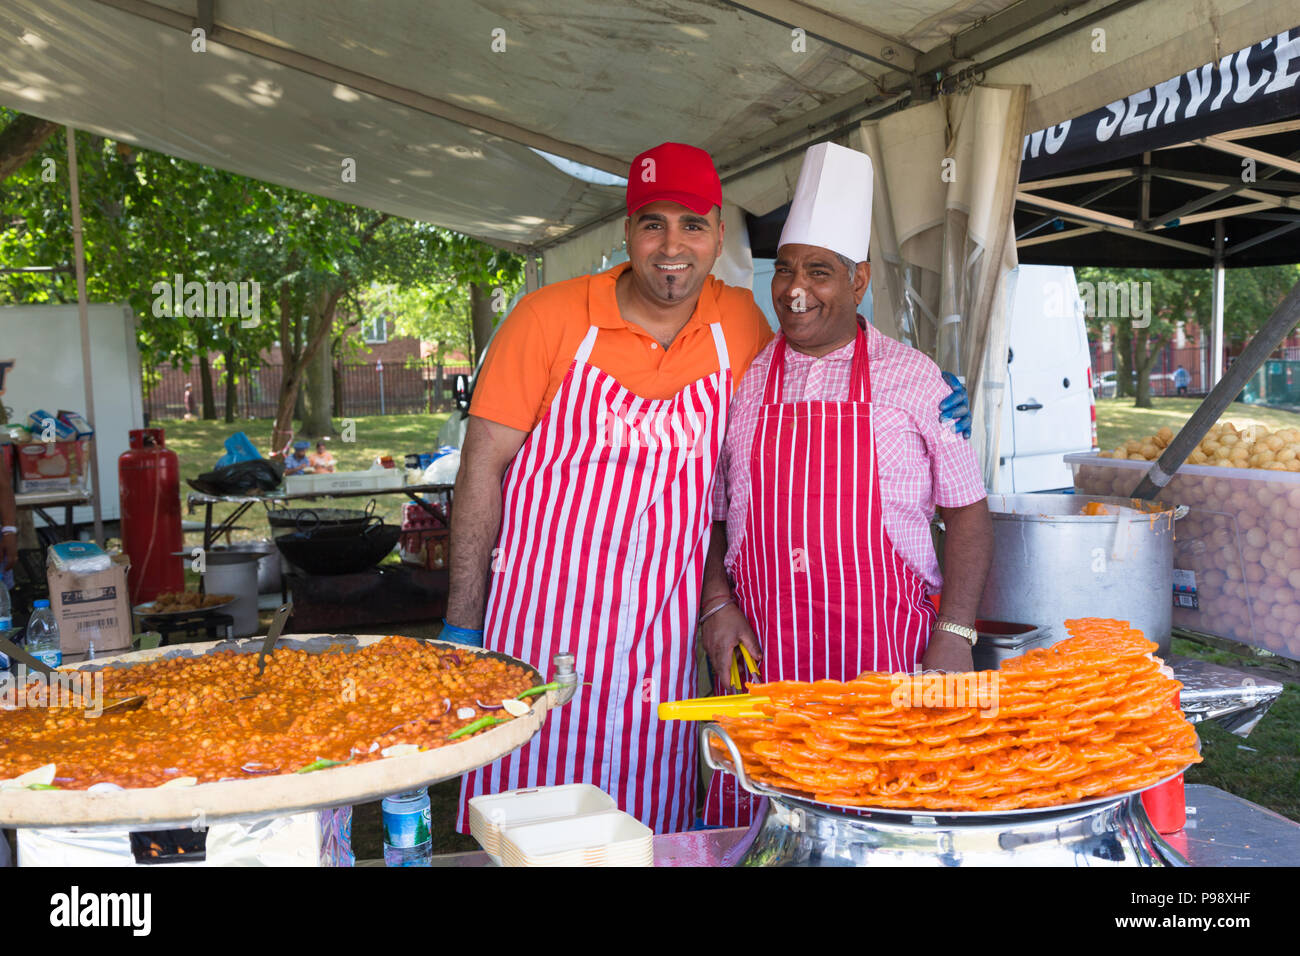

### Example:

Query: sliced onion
xmin=445 ymin=654 xmax=461 ymax=666
xmin=476 ymin=698 xmax=503 ymax=711
xmin=456 ymin=706 xmax=475 ymax=720
xmin=241 ymin=762 xmax=279 ymax=775
xmin=442 ymin=697 xmax=451 ymax=714
xmin=88 ymin=782 xmax=125 ymax=793
xmin=501 ymin=698 xmax=530 ymax=717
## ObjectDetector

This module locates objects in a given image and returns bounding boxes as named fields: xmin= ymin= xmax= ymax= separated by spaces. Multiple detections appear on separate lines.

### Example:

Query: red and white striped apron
xmin=703 ymin=325 xmax=937 ymax=826
xmin=459 ymin=321 xmax=732 ymax=835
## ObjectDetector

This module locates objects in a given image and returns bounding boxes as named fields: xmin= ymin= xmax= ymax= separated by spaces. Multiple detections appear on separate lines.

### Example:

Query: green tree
xmin=0 ymin=111 xmax=278 ymax=418
xmin=1079 ymin=264 xmax=1300 ymax=408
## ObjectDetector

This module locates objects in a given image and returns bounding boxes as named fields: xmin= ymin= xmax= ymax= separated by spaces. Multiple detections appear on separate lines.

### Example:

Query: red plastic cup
xmin=1141 ymin=690 xmax=1186 ymax=833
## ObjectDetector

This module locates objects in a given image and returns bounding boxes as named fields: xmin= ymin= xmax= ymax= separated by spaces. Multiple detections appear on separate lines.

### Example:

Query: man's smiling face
xmin=772 ymin=243 xmax=870 ymax=356
xmin=624 ymin=200 xmax=724 ymax=306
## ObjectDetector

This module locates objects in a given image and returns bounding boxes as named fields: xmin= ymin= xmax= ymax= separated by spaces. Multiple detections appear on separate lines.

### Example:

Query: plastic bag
xmin=189 ymin=459 xmax=283 ymax=496
xmin=47 ymin=542 xmax=112 ymax=575
xmin=215 ymin=431 xmax=263 ymax=469
xmin=421 ymin=449 xmax=461 ymax=484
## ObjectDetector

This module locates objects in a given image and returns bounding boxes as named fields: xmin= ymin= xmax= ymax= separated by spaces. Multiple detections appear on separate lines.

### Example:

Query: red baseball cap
xmin=625 ymin=142 xmax=722 ymax=216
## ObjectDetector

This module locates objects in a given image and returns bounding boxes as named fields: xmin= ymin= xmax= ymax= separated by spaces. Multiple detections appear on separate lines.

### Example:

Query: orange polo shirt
xmin=471 ymin=262 xmax=773 ymax=432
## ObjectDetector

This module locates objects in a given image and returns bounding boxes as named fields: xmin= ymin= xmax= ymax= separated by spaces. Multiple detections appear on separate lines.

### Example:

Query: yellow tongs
xmin=660 ymin=644 xmax=768 ymax=720
xmin=657 ymin=693 xmax=771 ymax=721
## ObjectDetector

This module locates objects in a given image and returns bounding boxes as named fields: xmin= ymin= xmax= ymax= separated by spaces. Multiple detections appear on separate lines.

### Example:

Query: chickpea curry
xmin=0 ymin=636 xmax=539 ymax=789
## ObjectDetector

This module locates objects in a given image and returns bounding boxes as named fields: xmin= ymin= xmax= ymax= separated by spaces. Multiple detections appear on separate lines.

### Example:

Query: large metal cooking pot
xmin=274 ymin=519 xmax=400 ymax=576
xmin=265 ymin=499 xmax=376 ymax=534
xmin=976 ymin=494 xmax=1178 ymax=655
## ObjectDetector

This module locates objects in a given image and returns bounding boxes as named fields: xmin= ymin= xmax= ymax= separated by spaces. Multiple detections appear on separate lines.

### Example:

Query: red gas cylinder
xmin=119 ymin=427 xmax=183 ymax=603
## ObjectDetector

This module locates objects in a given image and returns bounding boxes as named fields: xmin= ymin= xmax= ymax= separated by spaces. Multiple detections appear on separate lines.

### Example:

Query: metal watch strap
xmin=935 ymin=621 xmax=978 ymax=646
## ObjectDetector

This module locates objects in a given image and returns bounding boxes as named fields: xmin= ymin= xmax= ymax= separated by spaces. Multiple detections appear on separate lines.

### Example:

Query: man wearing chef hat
xmin=447 ymin=142 xmax=973 ymax=835
xmin=699 ymin=142 xmax=993 ymax=825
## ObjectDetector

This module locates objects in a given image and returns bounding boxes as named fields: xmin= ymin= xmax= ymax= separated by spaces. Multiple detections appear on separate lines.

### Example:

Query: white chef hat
xmin=777 ymin=142 xmax=873 ymax=264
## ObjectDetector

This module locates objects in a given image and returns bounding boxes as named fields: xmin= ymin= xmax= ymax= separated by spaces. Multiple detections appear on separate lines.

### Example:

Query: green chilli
xmin=516 ymin=682 xmax=560 ymax=700
xmin=295 ymin=757 xmax=352 ymax=774
xmin=447 ymin=715 xmax=507 ymax=741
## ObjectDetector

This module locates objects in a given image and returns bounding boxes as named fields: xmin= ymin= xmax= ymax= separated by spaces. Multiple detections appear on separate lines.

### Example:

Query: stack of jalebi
xmin=716 ymin=618 xmax=1201 ymax=811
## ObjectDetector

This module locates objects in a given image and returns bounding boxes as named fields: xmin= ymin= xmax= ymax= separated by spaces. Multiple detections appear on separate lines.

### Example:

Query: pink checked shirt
xmin=713 ymin=319 xmax=987 ymax=592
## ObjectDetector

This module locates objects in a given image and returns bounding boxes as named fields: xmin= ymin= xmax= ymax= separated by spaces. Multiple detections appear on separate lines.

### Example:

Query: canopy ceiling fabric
xmin=3 ymin=0 xmax=1291 ymax=256
xmin=862 ymin=86 xmax=1028 ymax=489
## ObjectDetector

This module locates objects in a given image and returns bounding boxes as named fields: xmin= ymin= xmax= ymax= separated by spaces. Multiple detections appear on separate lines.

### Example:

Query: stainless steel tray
xmin=702 ymin=722 xmax=1193 ymax=823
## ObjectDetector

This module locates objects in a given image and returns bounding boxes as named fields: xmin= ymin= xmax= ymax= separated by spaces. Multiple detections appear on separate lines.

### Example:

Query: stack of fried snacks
xmin=716 ymin=619 xmax=1201 ymax=811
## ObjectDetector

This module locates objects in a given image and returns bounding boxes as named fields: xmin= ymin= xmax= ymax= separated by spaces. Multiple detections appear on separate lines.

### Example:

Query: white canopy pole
xmin=1210 ymin=220 xmax=1225 ymax=388
xmin=65 ymin=125 xmax=103 ymax=546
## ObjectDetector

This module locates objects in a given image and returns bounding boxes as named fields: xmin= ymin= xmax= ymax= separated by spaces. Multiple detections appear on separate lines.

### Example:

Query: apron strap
xmin=573 ymin=325 xmax=600 ymax=365
xmin=709 ymin=322 xmax=731 ymax=375
xmin=762 ymin=336 xmax=788 ymax=404
xmin=850 ymin=321 xmax=872 ymax=403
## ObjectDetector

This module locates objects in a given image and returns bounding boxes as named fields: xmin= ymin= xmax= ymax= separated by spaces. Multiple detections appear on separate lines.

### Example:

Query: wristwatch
xmin=0 ymin=526 xmax=16 ymax=536
xmin=934 ymin=620 xmax=978 ymax=646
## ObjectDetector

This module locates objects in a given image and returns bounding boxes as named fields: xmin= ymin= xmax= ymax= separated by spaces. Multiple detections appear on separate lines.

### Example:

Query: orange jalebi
xmin=715 ymin=618 xmax=1201 ymax=811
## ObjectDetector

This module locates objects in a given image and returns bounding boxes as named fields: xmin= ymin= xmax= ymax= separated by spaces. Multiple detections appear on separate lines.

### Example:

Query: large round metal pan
xmin=0 ymin=635 xmax=555 ymax=828
xmin=703 ymin=722 xmax=1198 ymax=825
xmin=132 ymin=597 xmax=236 ymax=618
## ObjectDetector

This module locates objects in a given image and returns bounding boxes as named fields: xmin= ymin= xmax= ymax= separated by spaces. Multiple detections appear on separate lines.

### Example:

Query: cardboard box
xmin=57 ymin=409 xmax=94 ymax=439
xmin=15 ymin=439 xmax=90 ymax=493
xmin=46 ymin=552 xmax=133 ymax=655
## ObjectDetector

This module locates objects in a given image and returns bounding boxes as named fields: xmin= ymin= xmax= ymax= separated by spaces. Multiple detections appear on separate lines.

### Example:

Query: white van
xmin=996 ymin=265 xmax=1096 ymax=493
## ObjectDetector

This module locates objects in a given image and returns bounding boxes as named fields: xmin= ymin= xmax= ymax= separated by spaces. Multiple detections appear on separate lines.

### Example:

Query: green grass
xmin=1095 ymin=397 xmax=1300 ymax=451
xmin=155 ymin=413 xmax=452 ymax=542
xmin=1173 ymin=638 xmax=1300 ymax=823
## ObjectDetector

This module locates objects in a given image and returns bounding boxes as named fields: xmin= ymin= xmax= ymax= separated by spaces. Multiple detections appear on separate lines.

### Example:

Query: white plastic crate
xmin=283 ymin=469 xmax=405 ymax=495
xmin=1067 ymin=453 xmax=1300 ymax=660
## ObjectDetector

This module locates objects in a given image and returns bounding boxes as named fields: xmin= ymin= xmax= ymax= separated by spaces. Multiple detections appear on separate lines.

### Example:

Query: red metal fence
xmin=1089 ymin=342 xmax=1300 ymax=398
xmin=145 ymin=359 xmax=473 ymax=421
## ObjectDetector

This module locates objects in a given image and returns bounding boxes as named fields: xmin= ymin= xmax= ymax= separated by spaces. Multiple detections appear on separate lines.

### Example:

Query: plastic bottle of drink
xmin=0 ymin=582 xmax=11 ymax=671
xmin=26 ymin=599 xmax=62 ymax=669
xmin=381 ymin=789 xmax=432 ymax=866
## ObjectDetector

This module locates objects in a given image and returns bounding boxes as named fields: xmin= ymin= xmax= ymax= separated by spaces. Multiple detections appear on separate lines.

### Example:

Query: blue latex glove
xmin=939 ymin=371 xmax=972 ymax=440
xmin=440 ymin=619 xmax=485 ymax=647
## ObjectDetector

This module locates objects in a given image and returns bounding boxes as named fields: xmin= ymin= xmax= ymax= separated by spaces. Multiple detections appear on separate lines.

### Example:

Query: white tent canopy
xmin=3 ymin=0 xmax=1288 ymax=256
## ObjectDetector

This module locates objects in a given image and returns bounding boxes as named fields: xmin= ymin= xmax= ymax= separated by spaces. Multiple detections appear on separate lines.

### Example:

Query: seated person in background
xmin=284 ymin=440 xmax=313 ymax=476
xmin=310 ymin=441 xmax=337 ymax=473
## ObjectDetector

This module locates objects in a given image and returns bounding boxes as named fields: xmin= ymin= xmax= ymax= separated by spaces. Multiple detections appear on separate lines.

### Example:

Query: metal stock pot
xmin=976 ymin=494 xmax=1179 ymax=655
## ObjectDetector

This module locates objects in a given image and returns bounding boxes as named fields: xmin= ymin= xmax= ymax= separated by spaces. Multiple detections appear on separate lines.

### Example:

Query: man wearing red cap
xmin=450 ymin=142 xmax=767 ymax=834
xmin=449 ymin=143 xmax=970 ymax=833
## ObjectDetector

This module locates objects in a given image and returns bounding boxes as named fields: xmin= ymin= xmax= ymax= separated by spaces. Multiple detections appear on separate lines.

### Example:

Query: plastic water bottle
xmin=0 ymin=582 xmax=11 ymax=671
xmin=381 ymin=789 xmax=432 ymax=866
xmin=26 ymin=599 xmax=62 ymax=669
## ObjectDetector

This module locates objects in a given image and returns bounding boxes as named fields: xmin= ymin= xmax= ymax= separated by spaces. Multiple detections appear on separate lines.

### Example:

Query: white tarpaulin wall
xmin=862 ymin=86 xmax=1028 ymax=488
